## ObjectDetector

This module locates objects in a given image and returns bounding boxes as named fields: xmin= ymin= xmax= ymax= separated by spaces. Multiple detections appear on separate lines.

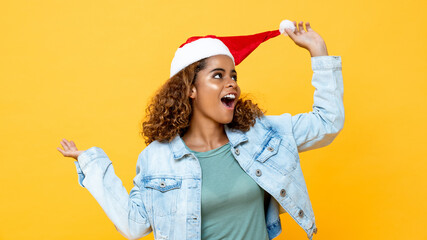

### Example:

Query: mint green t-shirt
xmin=185 ymin=142 xmax=269 ymax=240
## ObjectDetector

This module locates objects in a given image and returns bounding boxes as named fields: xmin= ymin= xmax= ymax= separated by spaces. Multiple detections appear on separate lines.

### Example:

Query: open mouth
xmin=221 ymin=94 xmax=236 ymax=108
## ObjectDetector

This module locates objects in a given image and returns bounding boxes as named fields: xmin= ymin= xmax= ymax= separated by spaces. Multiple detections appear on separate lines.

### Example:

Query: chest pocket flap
xmin=255 ymin=134 xmax=281 ymax=163
xmin=143 ymin=177 xmax=182 ymax=192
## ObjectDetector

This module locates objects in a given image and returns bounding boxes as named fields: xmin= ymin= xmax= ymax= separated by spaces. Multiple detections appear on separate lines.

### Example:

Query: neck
xmin=182 ymin=112 xmax=229 ymax=152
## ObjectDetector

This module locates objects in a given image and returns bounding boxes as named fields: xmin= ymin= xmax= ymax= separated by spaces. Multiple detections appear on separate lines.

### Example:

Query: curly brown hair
xmin=140 ymin=57 xmax=265 ymax=145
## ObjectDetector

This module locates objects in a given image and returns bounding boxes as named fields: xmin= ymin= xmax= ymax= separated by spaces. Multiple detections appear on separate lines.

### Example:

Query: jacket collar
xmin=224 ymin=125 xmax=249 ymax=148
xmin=169 ymin=125 xmax=248 ymax=160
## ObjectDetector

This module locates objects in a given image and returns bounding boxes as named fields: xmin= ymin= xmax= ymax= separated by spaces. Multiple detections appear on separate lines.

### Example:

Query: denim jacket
xmin=75 ymin=55 xmax=344 ymax=240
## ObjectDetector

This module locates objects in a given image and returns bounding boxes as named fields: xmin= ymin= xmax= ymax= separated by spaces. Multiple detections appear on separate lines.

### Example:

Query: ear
xmin=189 ymin=85 xmax=197 ymax=99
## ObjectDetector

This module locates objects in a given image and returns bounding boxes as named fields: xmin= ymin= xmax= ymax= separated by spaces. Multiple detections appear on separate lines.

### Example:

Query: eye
xmin=213 ymin=73 xmax=222 ymax=79
xmin=213 ymin=73 xmax=237 ymax=81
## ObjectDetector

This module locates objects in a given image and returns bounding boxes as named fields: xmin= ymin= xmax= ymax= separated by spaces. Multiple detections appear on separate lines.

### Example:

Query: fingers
xmin=58 ymin=139 xmax=81 ymax=160
xmin=294 ymin=21 xmax=312 ymax=34
xmin=285 ymin=21 xmax=304 ymax=39
xmin=305 ymin=22 xmax=313 ymax=32
xmin=59 ymin=138 xmax=77 ymax=152
xmin=61 ymin=139 xmax=70 ymax=150
xmin=285 ymin=28 xmax=296 ymax=39
xmin=297 ymin=21 xmax=304 ymax=34
xmin=70 ymin=140 xmax=78 ymax=150
xmin=57 ymin=147 xmax=65 ymax=154
xmin=57 ymin=145 xmax=71 ymax=157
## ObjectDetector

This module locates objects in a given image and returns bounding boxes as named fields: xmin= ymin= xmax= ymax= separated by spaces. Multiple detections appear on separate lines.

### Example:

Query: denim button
xmin=255 ymin=169 xmax=262 ymax=177
xmin=298 ymin=209 xmax=304 ymax=217
xmin=235 ymin=148 xmax=240 ymax=155
xmin=267 ymin=146 xmax=274 ymax=152
xmin=159 ymin=181 xmax=166 ymax=188
xmin=280 ymin=189 xmax=286 ymax=197
xmin=313 ymin=227 xmax=318 ymax=234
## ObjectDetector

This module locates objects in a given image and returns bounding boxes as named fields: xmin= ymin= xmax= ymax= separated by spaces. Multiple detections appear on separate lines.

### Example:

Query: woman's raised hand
xmin=57 ymin=138 xmax=85 ymax=161
xmin=285 ymin=21 xmax=329 ymax=57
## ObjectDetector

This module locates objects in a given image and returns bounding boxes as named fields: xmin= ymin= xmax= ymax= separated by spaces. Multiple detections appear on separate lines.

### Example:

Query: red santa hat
xmin=170 ymin=19 xmax=295 ymax=78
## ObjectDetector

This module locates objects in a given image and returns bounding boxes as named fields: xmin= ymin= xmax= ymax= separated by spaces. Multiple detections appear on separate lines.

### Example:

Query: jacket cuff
xmin=74 ymin=146 xmax=110 ymax=187
xmin=74 ymin=161 xmax=85 ymax=187
xmin=311 ymin=56 xmax=341 ymax=70
xmin=77 ymin=146 xmax=106 ymax=171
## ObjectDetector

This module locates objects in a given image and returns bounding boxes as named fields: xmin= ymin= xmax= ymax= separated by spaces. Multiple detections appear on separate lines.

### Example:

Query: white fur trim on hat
xmin=279 ymin=19 xmax=296 ymax=36
xmin=170 ymin=38 xmax=235 ymax=78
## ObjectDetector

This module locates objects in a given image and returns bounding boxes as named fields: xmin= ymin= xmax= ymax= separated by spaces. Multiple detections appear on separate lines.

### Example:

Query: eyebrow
xmin=209 ymin=68 xmax=237 ymax=74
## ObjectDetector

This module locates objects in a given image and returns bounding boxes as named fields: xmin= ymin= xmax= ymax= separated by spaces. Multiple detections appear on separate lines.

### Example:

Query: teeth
xmin=223 ymin=94 xmax=235 ymax=99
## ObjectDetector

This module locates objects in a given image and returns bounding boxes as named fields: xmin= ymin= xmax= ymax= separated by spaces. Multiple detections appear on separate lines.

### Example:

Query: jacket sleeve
xmin=291 ymin=55 xmax=344 ymax=152
xmin=74 ymin=146 xmax=152 ymax=239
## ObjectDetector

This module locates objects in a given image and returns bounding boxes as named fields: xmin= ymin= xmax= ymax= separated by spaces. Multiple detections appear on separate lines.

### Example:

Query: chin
xmin=218 ymin=116 xmax=234 ymax=125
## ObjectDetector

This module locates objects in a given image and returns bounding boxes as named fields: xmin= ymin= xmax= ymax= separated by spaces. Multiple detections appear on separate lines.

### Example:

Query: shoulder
xmin=136 ymin=139 xmax=182 ymax=175
xmin=251 ymin=113 xmax=293 ymax=135
xmin=136 ymin=140 xmax=171 ymax=167
xmin=138 ymin=140 xmax=170 ymax=159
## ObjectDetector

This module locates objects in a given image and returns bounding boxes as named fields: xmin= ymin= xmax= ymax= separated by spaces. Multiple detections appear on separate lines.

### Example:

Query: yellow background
xmin=1 ymin=0 xmax=426 ymax=239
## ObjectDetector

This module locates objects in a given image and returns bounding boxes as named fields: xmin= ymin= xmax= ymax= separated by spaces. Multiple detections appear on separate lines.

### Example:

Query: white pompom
xmin=279 ymin=19 xmax=296 ymax=36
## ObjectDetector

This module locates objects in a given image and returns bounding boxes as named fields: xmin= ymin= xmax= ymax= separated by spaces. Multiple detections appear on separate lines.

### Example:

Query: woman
xmin=58 ymin=20 xmax=344 ymax=240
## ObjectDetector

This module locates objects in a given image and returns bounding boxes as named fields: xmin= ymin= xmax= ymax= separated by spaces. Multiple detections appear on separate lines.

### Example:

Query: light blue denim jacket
xmin=75 ymin=55 xmax=344 ymax=240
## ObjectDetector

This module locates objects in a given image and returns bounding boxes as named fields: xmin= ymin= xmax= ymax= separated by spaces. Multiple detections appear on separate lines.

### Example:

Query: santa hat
xmin=170 ymin=19 xmax=296 ymax=78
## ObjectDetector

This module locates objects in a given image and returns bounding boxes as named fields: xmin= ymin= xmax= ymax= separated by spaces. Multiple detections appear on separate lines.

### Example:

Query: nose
xmin=225 ymin=77 xmax=237 ymax=88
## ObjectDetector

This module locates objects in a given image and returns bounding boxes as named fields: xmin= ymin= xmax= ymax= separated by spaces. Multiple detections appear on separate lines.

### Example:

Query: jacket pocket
xmin=143 ymin=176 xmax=182 ymax=217
xmin=255 ymin=133 xmax=298 ymax=175
xmin=255 ymin=134 xmax=282 ymax=162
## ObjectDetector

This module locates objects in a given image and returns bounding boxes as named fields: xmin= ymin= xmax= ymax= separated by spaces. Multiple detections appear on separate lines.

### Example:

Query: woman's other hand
xmin=284 ymin=21 xmax=329 ymax=57
xmin=57 ymin=138 xmax=85 ymax=161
